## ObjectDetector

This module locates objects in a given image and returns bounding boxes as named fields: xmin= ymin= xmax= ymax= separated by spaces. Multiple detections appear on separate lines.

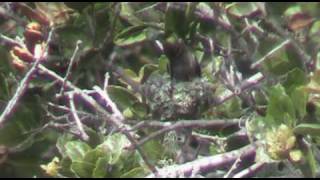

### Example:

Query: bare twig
xmin=262 ymin=17 xmax=310 ymax=71
xmin=37 ymin=64 xmax=157 ymax=174
xmin=146 ymin=144 xmax=256 ymax=178
xmin=215 ymin=72 xmax=264 ymax=106
xmin=59 ymin=40 xmax=83 ymax=95
xmin=131 ymin=119 xmax=243 ymax=149
xmin=0 ymin=29 xmax=55 ymax=128
xmin=68 ymin=93 xmax=89 ymax=141
xmin=250 ymin=39 xmax=290 ymax=69
xmin=0 ymin=34 xmax=23 ymax=48
xmin=71 ymin=90 xmax=157 ymax=174
xmin=224 ymin=155 xmax=242 ymax=178
xmin=232 ymin=162 xmax=266 ymax=178
xmin=93 ymin=79 xmax=124 ymax=121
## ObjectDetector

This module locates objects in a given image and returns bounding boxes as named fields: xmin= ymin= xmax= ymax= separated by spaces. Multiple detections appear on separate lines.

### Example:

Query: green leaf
xmin=114 ymin=25 xmax=148 ymax=46
xmin=56 ymin=134 xmax=73 ymax=158
xmin=120 ymin=3 xmax=144 ymax=26
xmin=123 ymin=107 xmax=134 ymax=119
xmin=97 ymin=133 xmax=130 ymax=165
xmin=296 ymin=144 xmax=318 ymax=178
xmin=158 ymin=55 xmax=169 ymax=75
xmin=118 ymin=69 xmax=139 ymax=86
xmin=107 ymin=85 xmax=140 ymax=110
xmin=226 ymin=2 xmax=263 ymax=18
xmin=142 ymin=139 xmax=164 ymax=162
xmin=165 ymin=3 xmax=193 ymax=39
xmin=266 ymin=84 xmax=295 ymax=127
xmin=59 ymin=157 xmax=74 ymax=177
xmin=71 ymin=161 xmax=95 ymax=178
xmin=130 ymin=102 xmax=148 ymax=119
xmin=138 ymin=64 xmax=158 ymax=84
xmin=290 ymin=86 xmax=308 ymax=119
xmin=83 ymin=148 xmax=106 ymax=165
xmin=65 ymin=141 xmax=92 ymax=162
xmin=92 ymin=157 xmax=109 ymax=178
xmin=120 ymin=167 xmax=146 ymax=178
xmin=294 ymin=123 xmax=320 ymax=136
xmin=283 ymin=68 xmax=307 ymax=94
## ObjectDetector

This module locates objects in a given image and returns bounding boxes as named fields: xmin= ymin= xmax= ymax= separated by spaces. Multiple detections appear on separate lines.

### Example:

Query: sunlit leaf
xmin=294 ymin=123 xmax=320 ymax=136
xmin=65 ymin=141 xmax=92 ymax=162
xmin=70 ymin=161 xmax=94 ymax=178
xmin=114 ymin=25 xmax=148 ymax=46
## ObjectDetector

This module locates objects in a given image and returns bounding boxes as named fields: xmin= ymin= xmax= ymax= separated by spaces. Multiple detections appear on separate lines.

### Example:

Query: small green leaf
xmin=138 ymin=64 xmax=158 ymax=84
xmin=290 ymin=86 xmax=308 ymax=119
xmin=120 ymin=3 xmax=144 ymax=26
xmin=92 ymin=157 xmax=109 ymax=178
xmin=295 ymin=144 xmax=318 ymax=178
xmin=266 ymin=84 xmax=296 ymax=127
xmin=165 ymin=3 xmax=193 ymax=39
xmin=283 ymin=68 xmax=307 ymax=94
xmin=57 ymin=134 xmax=73 ymax=158
xmin=97 ymin=133 xmax=130 ymax=165
xmin=120 ymin=167 xmax=146 ymax=178
xmin=107 ymin=85 xmax=140 ymax=110
xmin=114 ymin=25 xmax=148 ymax=46
xmin=71 ymin=161 xmax=95 ymax=178
xmin=119 ymin=69 xmax=139 ymax=85
xmin=65 ymin=141 xmax=92 ymax=162
xmin=294 ymin=123 xmax=320 ymax=136
xmin=130 ymin=102 xmax=148 ymax=119
xmin=226 ymin=2 xmax=263 ymax=18
xmin=158 ymin=55 xmax=169 ymax=75
xmin=142 ymin=139 xmax=164 ymax=162
xmin=123 ymin=107 xmax=134 ymax=119
xmin=59 ymin=157 xmax=73 ymax=177
xmin=83 ymin=148 xmax=106 ymax=165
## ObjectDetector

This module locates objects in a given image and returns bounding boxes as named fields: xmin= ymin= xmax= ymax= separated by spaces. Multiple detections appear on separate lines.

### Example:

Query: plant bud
xmin=26 ymin=22 xmax=42 ymax=31
xmin=12 ymin=46 xmax=34 ymax=63
xmin=14 ymin=3 xmax=50 ymax=26
xmin=10 ymin=51 xmax=27 ymax=72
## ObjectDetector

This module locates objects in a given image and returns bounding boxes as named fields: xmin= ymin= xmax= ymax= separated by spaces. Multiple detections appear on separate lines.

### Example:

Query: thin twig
xmin=262 ymin=17 xmax=310 ymax=71
xmin=224 ymin=155 xmax=242 ymax=178
xmin=37 ymin=64 xmax=157 ymax=174
xmin=0 ymin=29 xmax=55 ymax=128
xmin=59 ymin=40 xmax=83 ymax=95
xmin=146 ymin=144 xmax=256 ymax=178
xmin=71 ymin=90 xmax=158 ymax=174
xmin=232 ymin=162 xmax=266 ymax=178
xmin=0 ymin=34 xmax=23 ymax=48
xmin=68 ymin=93 xmax=89 ymax=141
xmin=215 ymin=72 xmax=264 ymax=106
xmin=131 ymin=119 xmax=243 ymax=149
xmin=250 ymin=39 xmax=290 ymax=69
xmin=93 ymin=85 xmax=124 ymax=121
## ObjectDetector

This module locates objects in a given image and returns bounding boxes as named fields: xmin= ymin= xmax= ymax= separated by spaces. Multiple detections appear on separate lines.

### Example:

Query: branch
xmin=69 ymin=90 xmax=157 ymax=174
xmin=68 ymin=93 xmax=89 ymax=141
xmin=93 ymin=75 xmax=124 ymax=121
xmin=59 ymin=40 xmax=83 ymax=95
xmin=0 ymin=34 xmax=23 ymax=48
xmin=38 ymin=65 xmax=157 ymax=174
xmin=214 ymin=72 xmax=264 ymax=106
xmin=146 ymin=144 xmax=256 ymax=178
xmin=262 ymin=16 xmax=310 ymax=71
xmin=232 ymin=162 xmax=266 ymax=178
xmin=130 ymin=119 xmax=243 ymax=149
xmin=250 ymin=39 xmax=290 ymax=69
xmin=0 ymin=29 xmax=55 ymax=128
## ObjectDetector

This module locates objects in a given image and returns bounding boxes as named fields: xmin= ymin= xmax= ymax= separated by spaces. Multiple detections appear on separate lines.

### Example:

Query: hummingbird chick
xmin=163 ymin=39 xmax=201 ymax=82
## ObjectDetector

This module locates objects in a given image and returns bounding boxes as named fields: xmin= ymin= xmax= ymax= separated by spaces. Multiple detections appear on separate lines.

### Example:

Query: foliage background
xmin=1 ymin=2 xmax=320 ymax=178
